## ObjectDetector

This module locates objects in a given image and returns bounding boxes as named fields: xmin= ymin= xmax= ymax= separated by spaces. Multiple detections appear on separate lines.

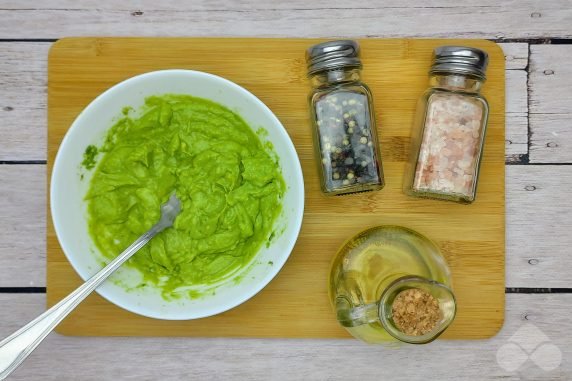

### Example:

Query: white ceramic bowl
xmin=51 ymin=70 xmax=304 ymax=320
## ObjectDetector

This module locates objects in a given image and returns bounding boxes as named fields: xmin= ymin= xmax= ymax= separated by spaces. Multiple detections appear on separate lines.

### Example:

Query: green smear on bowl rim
xmin=81 ymin=145 xmax=99 ymax=170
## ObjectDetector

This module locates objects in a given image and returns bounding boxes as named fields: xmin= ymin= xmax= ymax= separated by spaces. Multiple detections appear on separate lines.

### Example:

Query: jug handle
xmin=336 ymin=300 xmax=380 ymax=327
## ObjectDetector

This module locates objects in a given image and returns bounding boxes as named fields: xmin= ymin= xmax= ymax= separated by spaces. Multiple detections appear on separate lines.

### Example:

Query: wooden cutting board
xmin=47 ymin=38 xmax=505 ymax=338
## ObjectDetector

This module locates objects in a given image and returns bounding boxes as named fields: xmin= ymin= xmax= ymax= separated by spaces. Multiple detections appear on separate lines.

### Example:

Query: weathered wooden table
xmin=0 ymin=1 xmax=571 ymax=380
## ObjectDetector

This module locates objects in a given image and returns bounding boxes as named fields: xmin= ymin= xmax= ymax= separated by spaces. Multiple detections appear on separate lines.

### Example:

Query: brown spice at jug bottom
xmin=391 ymin=288 xmax=441 ymax=336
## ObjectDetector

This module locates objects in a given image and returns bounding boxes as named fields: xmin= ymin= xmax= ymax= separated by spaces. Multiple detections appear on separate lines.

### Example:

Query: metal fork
xmin=0 ymin=193 xmax=181 ymax=380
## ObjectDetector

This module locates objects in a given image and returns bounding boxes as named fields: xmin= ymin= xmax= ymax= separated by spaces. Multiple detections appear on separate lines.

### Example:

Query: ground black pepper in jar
xmin=306 ymin=40 xmax=384 ymax=195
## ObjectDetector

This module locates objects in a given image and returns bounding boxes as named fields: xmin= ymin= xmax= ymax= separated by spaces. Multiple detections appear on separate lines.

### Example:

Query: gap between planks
xmin=529 ymin=44 xmax=572 ymax=163
xmin=1 ymin=287 xmax=571 ymax=294
xmin=1 ymin=1 xmax=572 ymax=39
xmin=1 ymin=165 xmax=572 ymax=288
xmin=0 ymin=293 xmax=570 ymax=380
xmin=0 ymin=41 xmax=527 ymax=161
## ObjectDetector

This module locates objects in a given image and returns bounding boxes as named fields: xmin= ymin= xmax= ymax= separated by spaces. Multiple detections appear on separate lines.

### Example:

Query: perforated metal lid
xmin=306 ymin=40 xmax=362 ymax=76
xmin=430 ymin=46 xmax=489 ymax=80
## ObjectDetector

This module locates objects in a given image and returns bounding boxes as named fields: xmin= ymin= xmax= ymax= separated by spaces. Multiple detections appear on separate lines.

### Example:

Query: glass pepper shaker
xmin=306 ymin=40 xmax=384 ymax=195
xmin=405 ymin=46 xmax=490 ymax=204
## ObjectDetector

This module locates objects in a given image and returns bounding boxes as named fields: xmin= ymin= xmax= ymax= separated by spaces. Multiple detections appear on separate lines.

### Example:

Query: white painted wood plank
xmin=501 ymin=43 xmax=529 ymax=70
xmin=0 ymin=1 xmax=571 ymax=39
xmin=530 ymin=113 xmax=572 ymax=163
xmin=529 ymin=45 xmax=572 ymax=163
xmin=506 ymin=165 xmax=572 ymax=288
xmin=0 ymin=293 xmax=569 ymax=380
xmin=506 ymin=70 xmax=527 ymax=116
xmin=505 ymin=114 xmax=528 ymax=158
xmin=0 ymin=41 xmax=527 ymax=161
xmin=501 ymin=43 xmax=528 ymax=157
xmin=2 ymin=165 xmax=572 ymax=288
xmin=0 ymin=42 xmax=48 ymax=161
xmin=505 ymin=70 xmax=528 ymax=156
xmin=530 ymin=45 xmax=572 ymax=115
xmin=0 ymin=165 xmax=45 ymax=287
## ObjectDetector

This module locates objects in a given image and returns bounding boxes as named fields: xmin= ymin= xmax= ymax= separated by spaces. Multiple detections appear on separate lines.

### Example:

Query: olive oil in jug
xmin=329 ymin=226 xmax=456 ymax=344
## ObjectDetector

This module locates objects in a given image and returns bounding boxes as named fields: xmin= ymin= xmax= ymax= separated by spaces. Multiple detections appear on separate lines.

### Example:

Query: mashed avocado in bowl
xmin=51 ymin=70 xmax=304 ymax=320
xmin=86 ymin=95 xmax=286 ymax=297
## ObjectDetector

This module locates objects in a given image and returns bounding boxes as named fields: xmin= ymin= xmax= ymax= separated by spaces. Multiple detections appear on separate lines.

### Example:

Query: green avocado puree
xmin=85 ymin=94 xmax=285 ymax=298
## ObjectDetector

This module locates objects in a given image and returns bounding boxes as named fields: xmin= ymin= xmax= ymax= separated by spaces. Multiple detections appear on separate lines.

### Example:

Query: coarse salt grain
xmin=413 ymin=93 xmax=484 ymax=197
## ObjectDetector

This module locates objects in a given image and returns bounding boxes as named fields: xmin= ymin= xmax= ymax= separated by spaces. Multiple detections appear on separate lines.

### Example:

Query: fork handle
xmin=0 ymin=228 xmax=158 ymax=380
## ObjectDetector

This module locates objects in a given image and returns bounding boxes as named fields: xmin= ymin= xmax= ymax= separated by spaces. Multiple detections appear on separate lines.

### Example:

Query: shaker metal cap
xmin=430 ymin=46 xmax=489 ymax=80
xmin=306 ymin=40 xmax=362 ymax=76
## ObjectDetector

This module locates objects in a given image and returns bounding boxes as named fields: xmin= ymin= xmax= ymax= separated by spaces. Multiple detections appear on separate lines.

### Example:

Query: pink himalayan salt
xmin=413 ymin=93 xmax=485 ymax=197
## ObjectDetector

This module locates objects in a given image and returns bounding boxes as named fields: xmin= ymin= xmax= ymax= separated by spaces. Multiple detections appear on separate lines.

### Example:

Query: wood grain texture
xmin=0 ymin=42 xmax=48 ymax=161
xmin=505 ymin=70 xmax=528 ymax=156
xmin=0 ymin=0 xmax=572 ymax=39
xmin=46 ymin=38 xmax=505 ymax=339
xmin=0 ymin=165 xmax=45 ymax=287
xmin=0 ymin=1 xmax=569 ymax=379
xmin=5 ymin=163 xmax=572 ymax=288
xmin=1 ymin=293 xmax=570 ymax=380
xmin=0 ymin=41 xmax=526 ymax=161
xmin=500 ymin=43 xmax=528 ymax=157
xmin=506 ymin=165 xmax=572 ymax=288
xmin=0 ymin=45 xmax=564 ymax=289
xmin=529 ymin=45 xmax=572 ymax=163
xmin=501 ymin=43 xmax=529 ymax=71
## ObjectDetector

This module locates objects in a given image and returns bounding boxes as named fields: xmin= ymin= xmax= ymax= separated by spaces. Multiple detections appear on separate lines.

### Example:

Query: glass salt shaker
xmin=405 ymin=46 xmax=490 ymax=204
xmin=306 ymin=40 xmax=384 ymax=195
